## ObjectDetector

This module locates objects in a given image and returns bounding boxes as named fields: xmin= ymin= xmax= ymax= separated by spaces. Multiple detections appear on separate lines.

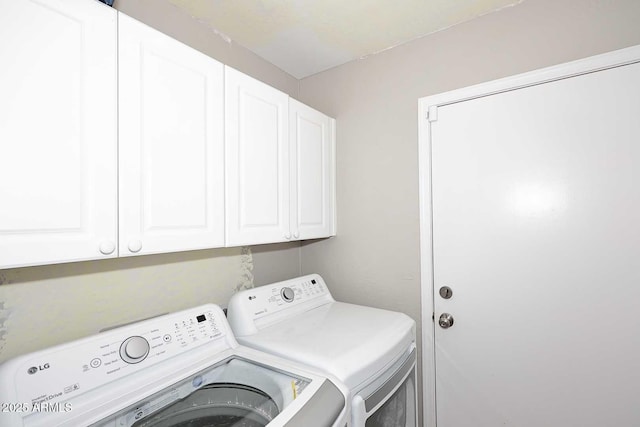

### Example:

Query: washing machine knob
xmin=120 ymin=336 xmax=150 ymax=364
xmin=281 ymin=287 xmax=295 ymax=303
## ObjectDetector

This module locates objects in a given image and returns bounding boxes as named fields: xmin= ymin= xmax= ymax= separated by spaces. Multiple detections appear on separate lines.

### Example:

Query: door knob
xmin=438 ymin=313 xmax=454 ymax=329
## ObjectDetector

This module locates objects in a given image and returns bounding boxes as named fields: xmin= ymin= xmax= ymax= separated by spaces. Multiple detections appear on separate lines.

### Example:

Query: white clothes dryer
xmin=0 ymin=304 xmax=349 ymax=427
xmin=227 ymin=274 xmax=417 ymax=427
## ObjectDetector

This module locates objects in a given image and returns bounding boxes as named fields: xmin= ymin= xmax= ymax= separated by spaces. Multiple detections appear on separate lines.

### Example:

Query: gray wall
xmin=297 ymin=0 xmax=640 ymax=422
xmin=113 ymin=0 xmax=299 ymax=97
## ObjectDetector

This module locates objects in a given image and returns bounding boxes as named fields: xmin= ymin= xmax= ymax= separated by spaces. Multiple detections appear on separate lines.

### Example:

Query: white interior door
xmin=429 ymin=58 xmax=640 ymax=426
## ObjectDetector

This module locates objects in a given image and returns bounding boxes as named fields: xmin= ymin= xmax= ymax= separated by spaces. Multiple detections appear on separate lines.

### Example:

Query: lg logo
xmin=27 ymin=364 xmax=50 ymax=375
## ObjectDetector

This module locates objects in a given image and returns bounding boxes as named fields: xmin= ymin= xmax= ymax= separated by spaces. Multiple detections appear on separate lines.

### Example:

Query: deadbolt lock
xmin=439 ymin=286 xmax=453 ymax=299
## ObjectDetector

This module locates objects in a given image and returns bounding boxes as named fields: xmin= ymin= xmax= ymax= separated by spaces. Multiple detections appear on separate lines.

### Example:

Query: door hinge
xmin=427 ymin=105 xmax=438 ymax=122
xmin=432 ymin=312 xmax=435 ymax=322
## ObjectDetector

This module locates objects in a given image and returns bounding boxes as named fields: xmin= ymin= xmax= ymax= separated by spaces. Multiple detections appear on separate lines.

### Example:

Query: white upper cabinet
xmin=0 ymin=3 xmax=335 ymax=268
xmin=0 ymin=0 xmax=118 ymax=268
xmin=118 ymin=14 xmax=225 ymax=256
xmin=225 ymin=67 xmax=291 ymax=246
xmin=289 ymin=100 xmax=336 ymax=240
xmin=225 ymin=67 xmax=336 ymax=246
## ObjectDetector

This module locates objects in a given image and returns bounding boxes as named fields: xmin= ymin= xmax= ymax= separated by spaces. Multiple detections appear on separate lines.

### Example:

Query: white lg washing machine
xmin=0 ymin=304 xmax=349 ymax=427
xmin=227 ymin=274 xmax=417 ymax=427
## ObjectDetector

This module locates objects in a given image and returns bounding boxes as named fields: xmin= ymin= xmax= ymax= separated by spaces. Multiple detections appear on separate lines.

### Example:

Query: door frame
xmin=417 ymin=44 xmax=640 ymax=427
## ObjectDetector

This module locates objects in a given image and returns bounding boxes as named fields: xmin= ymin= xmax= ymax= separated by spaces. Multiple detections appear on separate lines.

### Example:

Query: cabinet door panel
xmin=290 ymin=100 xmax=336 ymax=239
xmin=119 ymin=14 xmax=225 ymax=256
xmin=0 ymin=0 xmax=117 ymax=268
xmin=225 ymin=67 xmax=289 ymax=246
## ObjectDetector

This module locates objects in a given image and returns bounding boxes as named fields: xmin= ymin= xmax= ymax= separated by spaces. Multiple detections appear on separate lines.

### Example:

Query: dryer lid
xmin=234 ymin=301 xmax=416 ymax=391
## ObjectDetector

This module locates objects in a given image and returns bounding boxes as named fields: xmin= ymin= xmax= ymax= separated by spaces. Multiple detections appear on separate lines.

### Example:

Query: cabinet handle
xmin=284 ymin=233 xmax=291 ymax=240
xmin=128 ymin=240 xmax=143 ymax=253
xmin=99 ymin=241 xmax=116 ymax=255
xmin=293 ymin=231 xmax=300 ymax=239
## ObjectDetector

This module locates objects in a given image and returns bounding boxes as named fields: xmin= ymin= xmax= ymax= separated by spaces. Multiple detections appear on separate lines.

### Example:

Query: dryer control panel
xmin=227 ymin=274 xmax=335 ymax=336
xmin=0 ymin=304 xmax=234 ymax=414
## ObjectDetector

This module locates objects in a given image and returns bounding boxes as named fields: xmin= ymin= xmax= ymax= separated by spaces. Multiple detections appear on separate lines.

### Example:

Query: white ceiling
xmin=167 ymin=0 xmax=524 ymax=79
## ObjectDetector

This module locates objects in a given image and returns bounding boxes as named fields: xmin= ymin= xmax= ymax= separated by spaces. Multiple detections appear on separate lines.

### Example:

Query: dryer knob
xmin=281 ymin=287 xmax=295 ymax=303
xmin=120 ymin=336 xmax=150 ymax=364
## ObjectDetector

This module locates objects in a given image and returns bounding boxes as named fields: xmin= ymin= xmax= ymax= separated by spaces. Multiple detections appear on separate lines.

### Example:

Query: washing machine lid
xmin=99 ymin=356 xmax=296 ymax=427
xmin=0 ymin=304 xmax=347 ymax=427
xmin=228 ymin=275 xmax=416 ymax=391
xmin=93 ymin=353 xmax=346 ymax=427
xmin=95 ymin=355 xmax=342 ymax=427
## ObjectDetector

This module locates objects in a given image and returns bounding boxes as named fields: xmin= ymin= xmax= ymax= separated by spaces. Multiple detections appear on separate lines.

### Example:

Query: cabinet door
xmin=289 ymin=100 xmax=336 ymax=240
xmin=119 ymin=14 xmax=225 ymax=256
xmin=225 ymin=67 xmax=290 ymax=246
xmin=0 ymin=0 xmax=117 ymax=268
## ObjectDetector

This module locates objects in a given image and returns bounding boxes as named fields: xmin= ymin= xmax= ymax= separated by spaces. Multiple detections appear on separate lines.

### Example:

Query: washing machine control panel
xmin=7 ymin=304 xmax=230 ymax=409
xmin=227 ymin=274 xmax=335 ymax=335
